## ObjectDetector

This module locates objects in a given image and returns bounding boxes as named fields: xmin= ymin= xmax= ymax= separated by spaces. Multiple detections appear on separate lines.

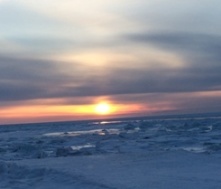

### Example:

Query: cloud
xmin=112 ymin=32 xmax=221 ymax=92
xmin=108 ymin=91 xmax=221 ymax=115
xmin=112 ymin=0 xmax=221 ymax=35
xmin=57 ymin=62 xmax=221 ymax=98
xmin=125 ymin=32 xmax=221 ymax=58
xmin=1 ymin=46 xmax=221 ymax=104
xmin=0 ymin=56 xmax=76 ymax=101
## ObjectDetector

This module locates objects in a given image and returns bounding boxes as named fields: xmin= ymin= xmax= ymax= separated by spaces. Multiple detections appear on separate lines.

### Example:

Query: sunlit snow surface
xmin=1 ymin=115 xmax=221 ymax=189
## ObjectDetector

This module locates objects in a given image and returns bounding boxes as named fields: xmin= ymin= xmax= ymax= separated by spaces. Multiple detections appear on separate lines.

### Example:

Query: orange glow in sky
xmin=0 ymin=91 xmax=193 ymax=125
xmin=0 ymin=100 xmax=146 ymax=124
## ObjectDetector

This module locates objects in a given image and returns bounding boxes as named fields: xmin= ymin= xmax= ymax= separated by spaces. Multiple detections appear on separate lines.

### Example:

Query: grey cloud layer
xmin=0 ymin=57 xmax=74 ymax=101
xmin=1 ymin=33 xmax=221 ymax=103
xmin=126 ymin=32 xmax=221 ymax=58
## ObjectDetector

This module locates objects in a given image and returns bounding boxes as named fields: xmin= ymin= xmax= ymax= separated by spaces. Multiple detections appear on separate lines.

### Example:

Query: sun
xmin=95 ymin=103 xmax=111 ymax=115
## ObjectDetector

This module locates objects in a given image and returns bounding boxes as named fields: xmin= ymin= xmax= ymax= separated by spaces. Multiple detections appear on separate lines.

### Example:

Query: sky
xmin=1 ymin=0 xmax=221 ymax=124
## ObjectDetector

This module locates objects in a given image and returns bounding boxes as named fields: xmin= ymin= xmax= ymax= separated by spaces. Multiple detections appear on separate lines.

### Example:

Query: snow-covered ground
xmin=1 ymin=115 xmax=221 ymax=189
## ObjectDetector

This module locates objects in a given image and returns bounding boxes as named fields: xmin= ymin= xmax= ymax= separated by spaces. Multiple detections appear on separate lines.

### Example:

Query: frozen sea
xmin=1 ymin=114 xmax=221 ymax=189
